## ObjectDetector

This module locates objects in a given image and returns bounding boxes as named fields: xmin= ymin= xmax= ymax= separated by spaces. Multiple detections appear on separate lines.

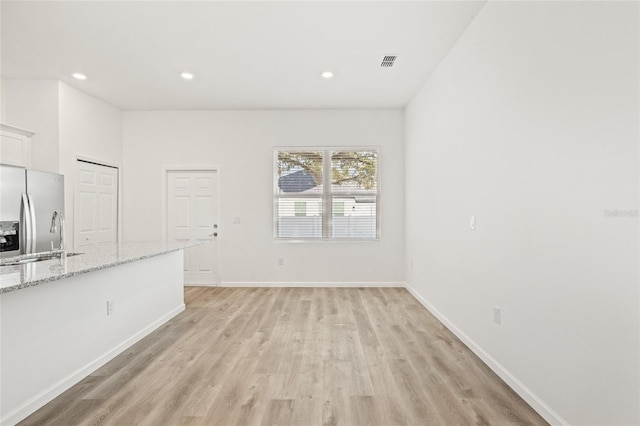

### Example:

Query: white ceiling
xmin=1 ymin=1 xmax=485 ymax=111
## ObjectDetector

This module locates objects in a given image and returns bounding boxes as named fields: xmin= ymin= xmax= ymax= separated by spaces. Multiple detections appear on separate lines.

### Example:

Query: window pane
xmin=294 ymin=201 xmax=307 ymax=217
xmin=275 ymin=149 xmax=378 ymax=240
xmin=331 ymin=196 xmax=377 ymax=239
xmin=277 ymin=197 xmax=322 ymax=238
xmin=330 ymin=151 xmax=377 ymax=193
xmin=277 ymin=151 xmax=323 ymax=195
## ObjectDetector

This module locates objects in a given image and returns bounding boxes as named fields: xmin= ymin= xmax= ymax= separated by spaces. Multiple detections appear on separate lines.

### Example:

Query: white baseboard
xmin=185 ymin=283 xmax=219 ymax=287
xmin=2 ymin=304 xmax=185 ymax=426
xmin=220 ymin=281 xmax=404 ymax=288
xmin=404 ymin=283 xmax=568 ymax=426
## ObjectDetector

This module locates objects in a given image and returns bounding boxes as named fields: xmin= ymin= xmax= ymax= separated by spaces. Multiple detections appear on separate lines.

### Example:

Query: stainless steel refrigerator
xmin=0 ymin=164 xmax=65 ymax=258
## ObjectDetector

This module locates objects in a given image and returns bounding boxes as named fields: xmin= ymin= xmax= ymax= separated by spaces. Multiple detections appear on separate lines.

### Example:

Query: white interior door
xmin=74 ymin=160 xmax=118 ymax=250
xmin=167 ymin=170 xmax=219 ymax=285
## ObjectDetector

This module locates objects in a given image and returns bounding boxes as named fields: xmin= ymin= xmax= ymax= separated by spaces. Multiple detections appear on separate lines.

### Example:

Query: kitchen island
xmin=0 ymin=242 xmax=195 ymax=425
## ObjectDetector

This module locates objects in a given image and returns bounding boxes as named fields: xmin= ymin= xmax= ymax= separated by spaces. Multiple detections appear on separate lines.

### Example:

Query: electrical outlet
xmin=278 ymin=257 xmax=285 ymax=266
xmin=493 ymin=306 xmax=501 ymax=325
xmin=107 ymin=300 xmax=115 ymax=316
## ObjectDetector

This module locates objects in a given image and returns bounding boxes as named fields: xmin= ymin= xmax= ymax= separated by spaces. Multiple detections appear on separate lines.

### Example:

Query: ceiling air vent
xmin=381 ymin=55 xmax=397 ymax=68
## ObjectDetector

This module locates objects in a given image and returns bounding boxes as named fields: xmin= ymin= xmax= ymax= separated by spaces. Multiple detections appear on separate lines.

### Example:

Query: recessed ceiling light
xmin=181 ymin=72 xmax=194 ymax=80
xmin=72 ymin=73 xmax=87 ymax=80
xmin=321 ymin=71 xmax=334 ymax=79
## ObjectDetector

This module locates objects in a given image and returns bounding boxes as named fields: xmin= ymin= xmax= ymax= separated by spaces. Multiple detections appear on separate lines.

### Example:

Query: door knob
xmin=209 ymin=232 xmax=218 ymax=237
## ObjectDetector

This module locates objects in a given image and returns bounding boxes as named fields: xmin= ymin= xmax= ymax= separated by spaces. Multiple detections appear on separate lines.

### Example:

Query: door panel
xmin=78 ymin=192 xmax=95 ymax=232
xmin=99 ymin=194 xmax=114 ymax=230
xmin=80 ymin=170 xmax=96 ymax=185
xmin=74 ymin=161 xmax=118 ymax=250
xmin=167 ymin=170 xmax=219 ymax=285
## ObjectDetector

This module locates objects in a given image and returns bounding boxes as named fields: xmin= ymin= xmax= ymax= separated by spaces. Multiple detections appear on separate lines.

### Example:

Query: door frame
xmin=162 ymin=165 xmax=221 ymax=283
xmin=73 ymin=155 xmax=121 ymax=251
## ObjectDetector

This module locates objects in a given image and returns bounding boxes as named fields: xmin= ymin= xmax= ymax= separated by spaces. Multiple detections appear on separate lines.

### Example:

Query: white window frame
xmin=273 ymin=147 xmax=380 ymax=241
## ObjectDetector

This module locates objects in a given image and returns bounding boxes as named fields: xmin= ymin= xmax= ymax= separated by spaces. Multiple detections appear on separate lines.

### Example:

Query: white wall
xmin=1 ymin=81 xmax=6 ymax=123
xmin=405 ymin=2 xmax=639 ymax=425
xmin=123 ymin=110 xmax=404 ymax=285
xmin=2 ymin=79 xmax=60 ymax=172
xmin=58 ymin=82 xmax=123 ymax=250
xmin=0 ymin=80 xmax=123 ymax=250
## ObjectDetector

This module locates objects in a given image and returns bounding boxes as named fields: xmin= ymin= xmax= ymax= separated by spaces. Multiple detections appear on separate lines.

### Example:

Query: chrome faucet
xmin=50 ymin=210 xmax=65 ymax=253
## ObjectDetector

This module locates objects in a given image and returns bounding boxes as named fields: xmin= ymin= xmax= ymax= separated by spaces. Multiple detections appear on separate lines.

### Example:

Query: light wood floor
xmin=21 ymin=287 xmax=547 ymax=425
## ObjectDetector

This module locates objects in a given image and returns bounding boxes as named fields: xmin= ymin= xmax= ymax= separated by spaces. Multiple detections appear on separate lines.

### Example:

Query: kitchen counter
xmin=0 ymin=241 xmax=200 ymax=293
xmin=1 ymin=241 xmax=192 ymax=425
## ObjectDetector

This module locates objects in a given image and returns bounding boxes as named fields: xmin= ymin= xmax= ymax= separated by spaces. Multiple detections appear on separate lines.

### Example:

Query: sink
xmin=0 ymin=252 xmax=82 ymax=266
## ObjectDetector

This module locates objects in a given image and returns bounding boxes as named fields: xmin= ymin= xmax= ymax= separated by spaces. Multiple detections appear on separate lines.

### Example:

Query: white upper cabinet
xmin=0 ymin=123 xmax=33 ymax=168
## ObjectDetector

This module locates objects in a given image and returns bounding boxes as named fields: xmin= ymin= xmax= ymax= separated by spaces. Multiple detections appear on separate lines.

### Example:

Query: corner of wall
xmin=403 ymin=282 xmax=568 ymax=425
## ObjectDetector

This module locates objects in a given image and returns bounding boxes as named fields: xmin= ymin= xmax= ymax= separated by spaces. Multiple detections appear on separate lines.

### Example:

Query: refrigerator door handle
xmin=27 ymin=194 xmax=36 ymax=253
xmin=21 ymin=193 xmax=32 ymax=254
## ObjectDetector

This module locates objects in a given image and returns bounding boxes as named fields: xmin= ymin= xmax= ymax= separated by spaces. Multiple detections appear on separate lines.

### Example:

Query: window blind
xmin=274 ymin=149 xmax=379 ymax=240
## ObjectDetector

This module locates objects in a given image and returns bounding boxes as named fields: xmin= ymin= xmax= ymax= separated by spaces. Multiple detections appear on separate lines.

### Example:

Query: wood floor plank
xmin=291 ymin=397 xmax=322 ymax=426
xmin=321 ymin=388 xmax=351 ymax=426
xmin=361 ymin=344 xmax=411 ymax=426
xmin=349 ymin=395 xmax=381 ymax=426
xmin=346 ymin=289 xmax=379 ymax=347
xmin=16 ymin=375 xmax=106 ymax=426
xmin=261 ymin=399 xmax=295 ymax=426
xmin=230 ymin=372 xmax=271 ymax=426
xmin=20 ymin=287 xmax=548 ymax=426
xmin=387 ymin=358 xmax=445 ymax=425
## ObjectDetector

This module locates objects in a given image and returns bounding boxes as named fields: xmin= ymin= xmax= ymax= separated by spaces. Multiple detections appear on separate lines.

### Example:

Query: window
xmin=294 ymin=201 xmax=307 ymax=217
xmin=274 ymin=149 xmax=378 ymax=240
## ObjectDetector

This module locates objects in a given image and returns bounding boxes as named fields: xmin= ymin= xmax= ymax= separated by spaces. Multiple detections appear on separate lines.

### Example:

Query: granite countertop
xmin=0 ymin=241 xmax=202 ymax=294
